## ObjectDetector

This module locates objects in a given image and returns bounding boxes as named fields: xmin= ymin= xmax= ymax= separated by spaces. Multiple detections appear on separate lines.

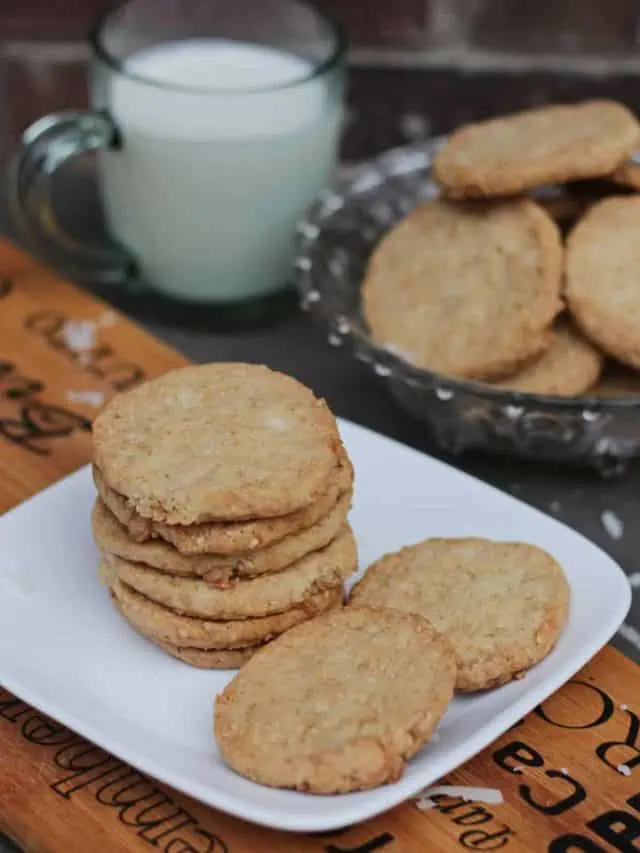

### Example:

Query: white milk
xmin=98 ymin=40 xmax=340 ymax=301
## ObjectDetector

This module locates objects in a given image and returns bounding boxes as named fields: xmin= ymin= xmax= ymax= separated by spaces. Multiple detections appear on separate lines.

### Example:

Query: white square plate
xmin=0 ymin=419 xmax=630 ymax=832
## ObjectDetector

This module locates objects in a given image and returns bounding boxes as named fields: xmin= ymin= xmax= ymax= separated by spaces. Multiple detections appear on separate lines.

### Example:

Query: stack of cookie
xmin=91 ymin=363 xmax=356 ymax=668
xmin=364 ymin=99 xmax=640 ymax=398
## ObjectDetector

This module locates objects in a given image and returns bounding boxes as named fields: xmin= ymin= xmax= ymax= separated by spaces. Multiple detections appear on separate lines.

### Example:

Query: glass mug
xmin=10 ymin=0 xmax=345 ymax=315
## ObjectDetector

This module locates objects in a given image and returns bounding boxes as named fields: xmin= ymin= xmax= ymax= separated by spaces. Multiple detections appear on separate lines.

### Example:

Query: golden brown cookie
xmin=157 ymin=641 xmax=259 ymax=669
xmin=93 ymin=451 xmax=353 ymax=554
xmin=349 ymin=537 xmax=569 ymax=691
xmin=433 ymin=100 xmax=640 ymax=198
xmin=92 ymin=363 xmax=341 ymax=525
xmin=214 ymin=607 xmax=455 ymax=793
xmin=111 ymin=580 xmax=342 ymax=649
xmin=111 ymin=589 xmax=263 ymax=668
xmin=101 ymin=525 xmax=357 ymax=619
xmin=488 ymin=320 xmax=603 ymax=395
xmin=93 ymin=491 xmax=351 ymax=579
xmin=363 ymin=198 xmax=562 ymax=380
xmin=566 ymin=196 xmax=640 ymax=369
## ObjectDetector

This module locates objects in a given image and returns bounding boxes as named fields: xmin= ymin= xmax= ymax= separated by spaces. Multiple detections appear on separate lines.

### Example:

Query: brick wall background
xmin=2 ymin=0 xmax=640 ymax=162
xmin=4 ymin=0 xmax=640 ymax=51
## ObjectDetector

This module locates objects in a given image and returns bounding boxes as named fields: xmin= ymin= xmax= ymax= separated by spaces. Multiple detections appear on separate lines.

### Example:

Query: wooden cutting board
xmin=0 ymin=238 xmax=638 ymax=853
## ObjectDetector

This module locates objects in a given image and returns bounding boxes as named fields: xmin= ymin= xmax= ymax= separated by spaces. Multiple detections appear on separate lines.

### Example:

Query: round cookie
xmin=158 ymin=641 xmax=259 ymax=669
xmin=488 ymin=320 xmax=603 ymax=396
xmin=433 ymin=100 xmax=640 ymax=198
xmin=566 ymin=196 xmax=640 ymax=369
xmin=93 ymin=491 xmax=351 ymax=579
xmin=101 ymin=525 xmax=357 ymax=619
xmin=93 ymin=451 xmax=353 ymax=554
xmin=111 ymin=580 xmax=343 ymax=648
xmin=92 ymin=363 xmax=341 ymax=525
xmin=214 ymin=607 xmax=455 ymax=793
xmin=349 ymin=537 xmax=569 ymax=691
xmin=363 ymin=198 xmax=562 ymax=380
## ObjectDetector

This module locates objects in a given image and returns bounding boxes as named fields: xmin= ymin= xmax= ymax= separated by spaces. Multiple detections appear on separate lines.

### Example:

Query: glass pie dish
xmin=291 ymin=137 xmax=640 ymax=475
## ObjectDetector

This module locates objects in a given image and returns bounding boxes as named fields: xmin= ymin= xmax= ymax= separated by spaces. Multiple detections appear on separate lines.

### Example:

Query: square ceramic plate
xmin=0 ymin=419 xmax=630 ymax=832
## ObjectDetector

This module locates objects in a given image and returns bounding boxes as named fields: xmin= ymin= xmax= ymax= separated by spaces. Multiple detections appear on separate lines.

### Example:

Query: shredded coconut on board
xmin=415 ymin=785 xmax=504 ymax=811
xmin=65 ymin=390 xmax=105 ymax=408
xmin=62 ymin=319 xmax=96 ymax=352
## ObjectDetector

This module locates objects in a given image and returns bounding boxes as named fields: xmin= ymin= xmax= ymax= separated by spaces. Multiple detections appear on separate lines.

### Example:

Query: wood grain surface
xmin=0 ymin=238 xmax=637 ymax=853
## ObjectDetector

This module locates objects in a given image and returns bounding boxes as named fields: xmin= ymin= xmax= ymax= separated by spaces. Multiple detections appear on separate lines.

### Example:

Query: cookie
xmin=363 ymin=198 xmax=562 ymax=380
xmin=111 ymin=580 xmax=342 ymax=648
xmin=93 ymin=451 xmax=353 ymax=554
xmin=93 ymin=490 xmax=351 ymax=579
xmin=92 ymin=363 xmax=341 ymax=525
xmin=349 ymin=537 xmax=569 ymax=691
xmin=488 ymin=320 xmax=603 ymax=395
xmin=101 ymin=525 xmax=357 ymax=619
xmin=433 ymin=100 xmax=640 ymax=198
xmin=214 ymin=607 xmax=455 ymax=793
xmin=566 ymin=196 xmax=640 ymax=369
xmin=158 ymin=641 xmax=259 ymax=668
xmin=585 ymin=363 xmax=640 ymax=398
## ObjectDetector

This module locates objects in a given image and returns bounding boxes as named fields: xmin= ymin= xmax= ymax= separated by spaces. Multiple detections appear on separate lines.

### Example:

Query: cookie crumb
xmin=601 ymin=509 xmax=624 ymax=540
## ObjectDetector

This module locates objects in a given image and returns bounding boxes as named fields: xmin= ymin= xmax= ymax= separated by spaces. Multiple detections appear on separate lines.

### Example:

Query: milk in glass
xmin=99 ymin=40 xmax=340 ymax=301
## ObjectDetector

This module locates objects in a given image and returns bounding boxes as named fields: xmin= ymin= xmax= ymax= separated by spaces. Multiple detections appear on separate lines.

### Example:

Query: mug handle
xmin=9 ymin=109 xmax=137 ymax=285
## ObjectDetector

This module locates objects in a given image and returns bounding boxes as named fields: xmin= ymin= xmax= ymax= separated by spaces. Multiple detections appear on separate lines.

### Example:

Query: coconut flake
xmin=415 ymin=785 xmax=503 ymax=811
xmin=601 ymin=510 xmax=624 ymax=540
xmin=62 ymin=319 xmax=96 ymax=352
xmin=65 ymin=390 xmax=105 ymax=408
